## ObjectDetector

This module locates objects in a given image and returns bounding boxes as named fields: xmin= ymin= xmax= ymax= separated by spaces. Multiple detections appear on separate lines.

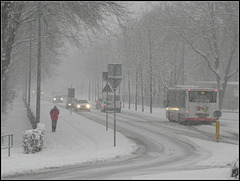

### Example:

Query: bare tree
xmin=164 ymin=1 xmax=239 ymax=109
xmin=1 ymin=1 xmax=130 ymax=114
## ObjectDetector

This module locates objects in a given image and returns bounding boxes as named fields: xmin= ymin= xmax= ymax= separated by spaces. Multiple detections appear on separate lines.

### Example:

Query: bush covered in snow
xmin=22 ymin=124 xmax=45 ymax=154
xmin=230 ymin=158 xmax=239 ymax=178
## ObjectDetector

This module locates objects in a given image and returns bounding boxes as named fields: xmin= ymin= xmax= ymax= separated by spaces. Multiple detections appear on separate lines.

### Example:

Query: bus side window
xmin=189 ymin=92 xmax=193 ymax=102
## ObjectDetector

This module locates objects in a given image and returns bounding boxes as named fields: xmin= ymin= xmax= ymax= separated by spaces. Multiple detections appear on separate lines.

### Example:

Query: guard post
xmin=216 ymin=121 xmax=219 ymax=142
xmin=213 ymin=110 xmax=222 ymax=143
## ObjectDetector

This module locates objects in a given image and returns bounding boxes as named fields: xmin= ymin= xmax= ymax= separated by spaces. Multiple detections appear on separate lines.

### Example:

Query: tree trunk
xmin=123 ymin=76 xmax=125 ymax=108
xmin=128 ymin=71 xmax=131 ymax=109
xmin=88 ymin=78 xmax=91 ymax=101
xmin=148 ymin=29 xmax=153 ymax=114
xmin=140 ymin=65 xmax=144 ymax=112
xmin=135 ymin=68 xmax=138 ymax=111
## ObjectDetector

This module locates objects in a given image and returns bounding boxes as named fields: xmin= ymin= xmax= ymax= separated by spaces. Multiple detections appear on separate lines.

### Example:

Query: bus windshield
xmin=189 ymin=91 xmax=217 ymax=103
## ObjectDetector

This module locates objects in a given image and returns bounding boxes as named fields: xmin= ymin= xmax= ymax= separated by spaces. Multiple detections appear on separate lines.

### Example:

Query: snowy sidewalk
xmin=1 ymin=93 xmax=32 ymax=150
xmin=1 ymin=93 xmax=137 ymax=177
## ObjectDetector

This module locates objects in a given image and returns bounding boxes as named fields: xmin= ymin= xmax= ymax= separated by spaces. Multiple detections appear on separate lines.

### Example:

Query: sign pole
xmin=107 ymin=64 xmax=122 ymax=147
xmin=114 ymin=88 xmax=116 ymax=147
xmin=106 ymin=81 xmax=108 ymax=131
xmin=216 ymin=121 xmax=219 ymax=142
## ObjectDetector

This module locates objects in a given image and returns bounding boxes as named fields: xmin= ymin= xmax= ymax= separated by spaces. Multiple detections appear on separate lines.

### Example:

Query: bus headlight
xmin=77 ymin=105 xmax=81 ymax=108
xmin=61 ymin=98 xmax=63 ymax=101
xmin=53 ymin=98 xmax=56 ymax=101
xmin=86 ymin=104 xmax=91 ymax=109
xmin=166 ymin=107 xmax=179 ymax=111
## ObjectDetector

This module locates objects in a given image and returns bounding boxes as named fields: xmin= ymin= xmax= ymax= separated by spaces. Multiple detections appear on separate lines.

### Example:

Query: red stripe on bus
xmin=186 ymin=118 xmax=218 ymax=121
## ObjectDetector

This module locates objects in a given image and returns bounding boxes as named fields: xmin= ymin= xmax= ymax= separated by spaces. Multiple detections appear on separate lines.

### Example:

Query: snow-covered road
xmin=2 ymin=93 xmax=238 ymax=179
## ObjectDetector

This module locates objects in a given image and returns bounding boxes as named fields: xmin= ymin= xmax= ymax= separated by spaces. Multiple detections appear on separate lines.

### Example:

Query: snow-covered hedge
xmin=230 ymin=158 xmax=239 ymax=178
xmin=22 ymin=123 xmax=45 ymax=154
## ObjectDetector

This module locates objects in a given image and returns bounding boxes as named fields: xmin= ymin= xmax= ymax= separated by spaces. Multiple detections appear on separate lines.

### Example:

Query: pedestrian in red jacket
xmin=50 ymin=106 xmax=60 ymax=132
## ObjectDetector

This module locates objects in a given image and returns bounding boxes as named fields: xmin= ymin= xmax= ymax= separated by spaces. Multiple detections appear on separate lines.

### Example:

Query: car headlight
xmin=53 ymin=98 xmax=56 ymax=100
xmin=86 ymin=104 xmax=91 ymax=109
xmin=68 ymin=103 xmax=71 ymax=106
xmin=61 ymin=98 xmax=63 ymax=100
xmin=77 ymin=105 xmax=81 ymax=108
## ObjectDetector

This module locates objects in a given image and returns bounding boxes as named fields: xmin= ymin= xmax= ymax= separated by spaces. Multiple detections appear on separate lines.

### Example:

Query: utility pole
xmin=27 ymin=22 xmax=32 ymax=112
xmin=36 ymin=2 xmax=42 ymax=123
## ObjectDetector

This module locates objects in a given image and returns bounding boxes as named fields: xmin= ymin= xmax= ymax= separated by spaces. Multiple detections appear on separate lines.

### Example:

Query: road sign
xmin=68 ymin=88 xmax=75 ymax=98
xmin=108 ymin=64 xmax=122 ymax=89
xmin=108 ymin=77 xmax=122 ymax=90
xmin=102 ymin=83 xmax=113 ymax=92
xmin=108 ymin=64 xmax=122 ymax=77
xmin=102 ymin=72 xmax=108 ymax=81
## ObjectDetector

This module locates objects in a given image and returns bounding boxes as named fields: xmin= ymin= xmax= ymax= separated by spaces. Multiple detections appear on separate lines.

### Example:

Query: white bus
xmin=164 ymin=87 xmax=222 ymax=124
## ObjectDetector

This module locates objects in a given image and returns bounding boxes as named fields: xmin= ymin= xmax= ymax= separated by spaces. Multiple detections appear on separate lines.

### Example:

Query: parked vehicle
xmin=101 ymin=94 xmax=121 ymax=113
xmin=53 ymin=96 xmax=64 ymax=103
xmin=66 ymin=98 xmax=77 ymax=109
xmin=96 ymin=98 xmax=103 ymax=109
xmin=74 ymin=100 xmax=91 ymax=112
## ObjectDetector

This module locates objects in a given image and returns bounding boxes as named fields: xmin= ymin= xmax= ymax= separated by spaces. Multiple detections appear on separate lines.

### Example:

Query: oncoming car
xmin=53 ymin=96 xmax=64 ymax=103
xmin=66 ymin=98 xmax=77 ymax=109
xmin=74 ymin=100 xmax=91 ymax=112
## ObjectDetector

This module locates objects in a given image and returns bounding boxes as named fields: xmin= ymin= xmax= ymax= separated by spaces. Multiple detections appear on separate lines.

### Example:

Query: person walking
xmin=50 ymin=105 xmax=60 ymax=132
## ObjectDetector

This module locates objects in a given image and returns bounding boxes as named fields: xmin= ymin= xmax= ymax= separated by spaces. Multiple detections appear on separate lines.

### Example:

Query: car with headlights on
xmin=66 ymin=98 xmax=77 ymax=109
xmin=52 ymin=96 xmax=64 ymax=103
xmin=74 ymin=100 xmax=91 ymax=112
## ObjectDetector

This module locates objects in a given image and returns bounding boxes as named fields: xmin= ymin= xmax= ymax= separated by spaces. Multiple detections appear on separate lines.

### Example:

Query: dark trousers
xmin=52 ymin=120 xmax=58 ymax=132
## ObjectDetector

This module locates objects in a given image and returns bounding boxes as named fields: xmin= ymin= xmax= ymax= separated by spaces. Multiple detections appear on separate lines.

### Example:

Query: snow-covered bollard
xmin=22 ymin=124 xmax=45 ymax=154
xmin=230 ymin=158 xmax=239 ymax=178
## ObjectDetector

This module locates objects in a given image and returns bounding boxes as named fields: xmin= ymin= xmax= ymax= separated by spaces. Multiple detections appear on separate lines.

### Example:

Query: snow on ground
xmin=1 ymin=92 xmax=239 ymax=179
xmin=120 ymin=104 xmax=239 ymax=179
xmin=132 ymin=168 xmax=233 ymax=179
xmin=132 ymin=136 xmax=238 ymax=179
xmin=1 ymin=93 xmax=137 ymax=177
